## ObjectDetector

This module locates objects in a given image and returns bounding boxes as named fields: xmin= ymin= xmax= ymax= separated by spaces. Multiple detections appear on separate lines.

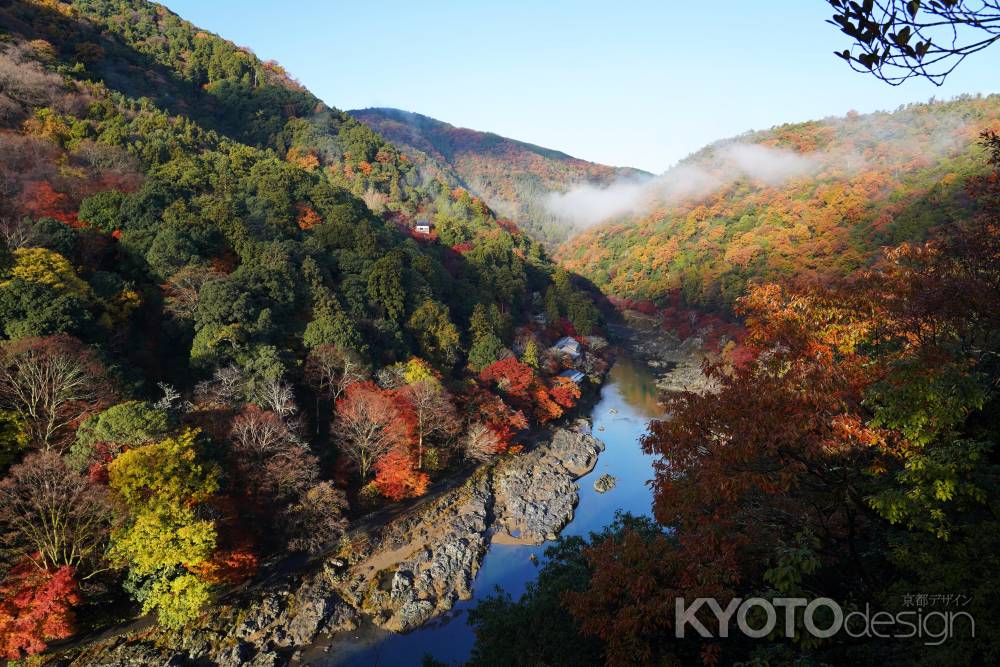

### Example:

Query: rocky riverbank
xmin=608 ymin=311 xmax=717 ymax=396
xmin=53 ymin=421 xmax=605 ymax=667
xmin=338 ymin=419 xmax=601 ymax=634
xmin=493 ymin=423 xmax=603 ymax=544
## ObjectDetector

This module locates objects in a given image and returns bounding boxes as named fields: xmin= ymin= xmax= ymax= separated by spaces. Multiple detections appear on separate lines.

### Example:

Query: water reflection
xmin=605 ymin=356 xmax=664 ymax=419
xmin=319 ymin=355 xmax=665 ymax=666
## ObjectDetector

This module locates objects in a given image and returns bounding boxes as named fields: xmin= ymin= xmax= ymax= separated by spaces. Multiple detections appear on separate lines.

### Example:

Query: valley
xmin=0 ymin=1 xmax=998 ymax=666
xmin=348 ymin=108 xmax=650 ymax=245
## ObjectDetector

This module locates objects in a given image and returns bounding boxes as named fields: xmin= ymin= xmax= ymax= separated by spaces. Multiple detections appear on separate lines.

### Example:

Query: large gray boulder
xmin=493 ymin=422 xmax=605 ymax=543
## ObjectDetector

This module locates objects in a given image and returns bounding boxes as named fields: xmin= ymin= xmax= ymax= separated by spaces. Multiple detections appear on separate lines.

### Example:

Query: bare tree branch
xmin=828 ymin=0 xmax=1000 ymax=85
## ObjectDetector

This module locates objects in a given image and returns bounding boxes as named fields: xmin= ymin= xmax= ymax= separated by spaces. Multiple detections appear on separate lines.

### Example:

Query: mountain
xmin=349 ymin=107 xmax=651 ymax=244
xmin=0 ymin=0 xmax=604 ymax=650
xmin=0 ymin=0 xmax=601 ymax=370
xmin=556 ymin=95 xmax=1000 ymax=310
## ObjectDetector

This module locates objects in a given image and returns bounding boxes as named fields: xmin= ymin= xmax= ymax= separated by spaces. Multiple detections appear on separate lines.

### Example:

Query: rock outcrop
xmin=57 ymin=562 xmax=360 ymax=667
xmin=593 ymin=473 xmax=616 ymax=493
xmin=341 ymin=470 xmax=493 ymax=632
xmin=334 ymin=419 xmax=602 ymax=631
xmin=493 ymin=421 xmax=603 ymax=543
xmin=608 ymin=319 xmax=717 ymax=396
xmin=54 ymin=420 xmax=604 ymax=665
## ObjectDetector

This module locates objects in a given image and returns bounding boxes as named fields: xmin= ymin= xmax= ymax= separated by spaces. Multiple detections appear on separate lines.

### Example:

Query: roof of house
xmin=558 ymin=369 xmax=586 ymax=382
xmin=554 ymin=336 xmax=581 ymax=352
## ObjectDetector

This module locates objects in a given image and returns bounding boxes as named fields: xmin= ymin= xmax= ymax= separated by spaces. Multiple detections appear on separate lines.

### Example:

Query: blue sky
xmin=162 ymin=1 xmax=1000 ymax=174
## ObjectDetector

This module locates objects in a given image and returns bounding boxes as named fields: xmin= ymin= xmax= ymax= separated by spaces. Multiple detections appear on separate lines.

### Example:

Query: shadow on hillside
xmin=0 ymin=0 xmax=319 ymax=149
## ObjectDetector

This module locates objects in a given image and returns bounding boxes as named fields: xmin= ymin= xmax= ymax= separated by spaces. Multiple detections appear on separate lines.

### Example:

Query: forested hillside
xmin=350 ymin=107 xmax=650 ymax=244
xmin=0 ymin=0 xmax=601 ymax=653
xmin=558 ymin=96 xmax=1000 ymax=310
xmin=470 ymin=133 xmax=1000 ymax=665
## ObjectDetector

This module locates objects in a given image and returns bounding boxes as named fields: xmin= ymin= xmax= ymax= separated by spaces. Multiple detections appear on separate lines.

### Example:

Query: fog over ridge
xmin=544 ymin=106 xmax=975 ymax=230
xmin=542 ymin=142 xmax=820 ymax=228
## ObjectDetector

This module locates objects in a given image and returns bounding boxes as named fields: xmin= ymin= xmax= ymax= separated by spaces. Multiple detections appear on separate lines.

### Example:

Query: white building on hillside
xmin=552 ymin=336 xmax=582 ymax=360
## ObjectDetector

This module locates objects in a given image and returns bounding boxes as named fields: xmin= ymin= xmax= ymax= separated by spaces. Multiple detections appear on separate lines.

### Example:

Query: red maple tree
xmin=462 ymin=384 xmax=529 ymax=435
xmin=16 ymin=181 xmax=78 ymax=227
xmin=549 ymin=376 xmax=581 ymax=409
xmin=372 ymin=447 xmax=430 ymax=501
xmin=479 ymin=357 xmax=569 ymax=423
xmin=0 ymin=558 xmax=81 ymax=659
xmin=332 ymin=382 xmax=413 ymax=480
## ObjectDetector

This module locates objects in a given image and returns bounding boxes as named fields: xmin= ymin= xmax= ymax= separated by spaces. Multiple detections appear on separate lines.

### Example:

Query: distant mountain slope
xmin=0 ymin=0 xmax=608 ymax=654
xmin=557 ymin=95 xmax=1000 ymax=310
xmin=0 ymin=0 xmax=601 ymax=376
xmin=349 ymin=107 xmax=650 ymax=244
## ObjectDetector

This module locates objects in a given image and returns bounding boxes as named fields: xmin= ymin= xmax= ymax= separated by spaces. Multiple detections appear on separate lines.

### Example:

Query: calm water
xmin=318 ymin=356 xmax=664 ymax=666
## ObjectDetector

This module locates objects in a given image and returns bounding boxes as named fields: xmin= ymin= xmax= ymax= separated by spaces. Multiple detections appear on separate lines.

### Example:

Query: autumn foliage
xmin=0 ymin=558 xmax=80 ymax=660
xmin=373 ymin=447 xmax=430 ymax=501
xmin=333 ymin=382 xmax=413 ymax=480
xmin=549 ymin=376 xmax=581 ymax=409
xmin=561 ymin=140 xmax=1000 ymax=664
xmin=479 ymin=357 xmax=573 ymax=423
xmin=191 ymin=547 xmax=259 ymax=585
xmin=559 ymin=96 xmax=1000 ymax=314
xmin=463 ymin=385 xmax=528 ymax=433
xmin=295 ymin=203 xmax=322 ymax=230
xmin=350 ymin=107 xmax=642 ymax=245
xmin=0 ymin=0 xmax=605 ymax=653
xmin=16 ymin=181 xmax=78 ymax=226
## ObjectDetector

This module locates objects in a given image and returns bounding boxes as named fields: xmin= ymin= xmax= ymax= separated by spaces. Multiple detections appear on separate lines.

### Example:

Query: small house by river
xmin=552 ymin=336 xmax=582 ymax=361
xmin=558 ymin=368 xmax=586 ymax=384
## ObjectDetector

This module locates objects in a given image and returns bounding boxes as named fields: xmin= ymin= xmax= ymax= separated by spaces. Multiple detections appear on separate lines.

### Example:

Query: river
xmin=318 ymin=355 xmax=665 ymax=666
